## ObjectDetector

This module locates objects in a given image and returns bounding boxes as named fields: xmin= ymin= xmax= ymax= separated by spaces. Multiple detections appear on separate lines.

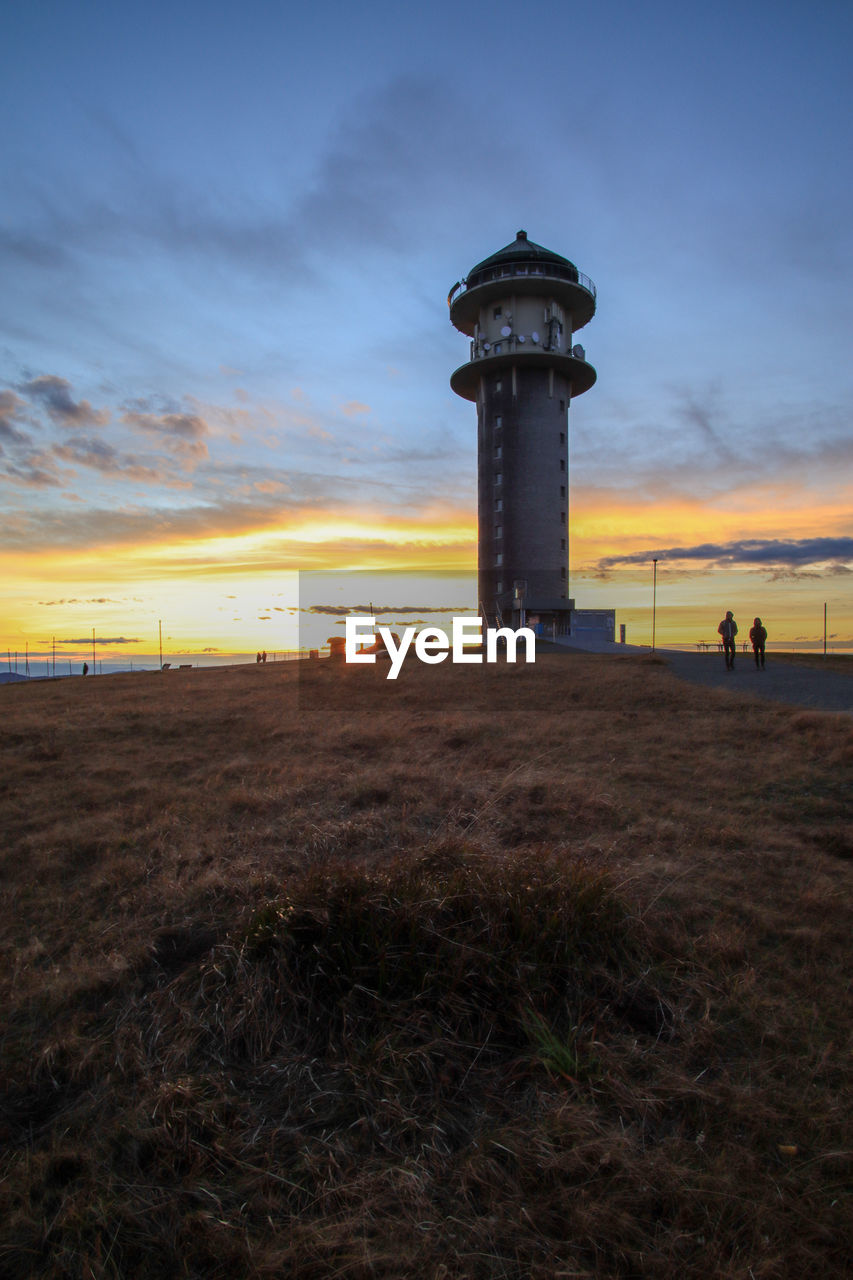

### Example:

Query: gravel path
xmin=659 ymin=650 xmax=853 ymax=716
xmin=546 ymin=637 xmax=853 ymax=716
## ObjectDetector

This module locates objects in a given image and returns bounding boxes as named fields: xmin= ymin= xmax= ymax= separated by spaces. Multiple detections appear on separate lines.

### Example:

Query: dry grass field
xmin=1 ymin=653 xmax=850 ymax=1278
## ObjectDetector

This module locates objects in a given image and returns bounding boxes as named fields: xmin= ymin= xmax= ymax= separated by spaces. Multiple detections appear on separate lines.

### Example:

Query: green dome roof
xmin=467 ymin=230 xmax=577 ymax=283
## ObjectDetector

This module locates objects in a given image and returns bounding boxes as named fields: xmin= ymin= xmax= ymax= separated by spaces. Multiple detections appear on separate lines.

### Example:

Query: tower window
xmin=560 ymin=511 xmax=565 ymax=523
xmin=496 ymin=580 xmax=503 ymax=593
xmin=560 ymin=459 xmax=565 ymax=471
xmin=495 ymin=497 xmax=502 ymax=511
xmin=494 ymin=379 xmax=502 ymax=392
xmin=495 ymin=415 xmax=502 ymax=428
xmin=495 ymin=473 xmax=503 ymax=486
xmin=495 ymin=525 xmax=503 ymax=539
xmin=561 ymin=538 xmax=566 ymax=550
xmin=560 ymin=431 xmax=565 ymax=444
xmin=494 ymin=343 xmax=501 ymax=354
xmin=560 ymin=401 xmax=565 ymax=413
xmin=496 ymin=553 xmax=503 ymax=567
xmin=561 ymin=567 xmax=566 ymax=580
xmin=493 ymin=306 xmax=502 ymax=319
xmin=560 ymin=486 xmax=566 ymax=498
xmin=494 ymin=445 xmax=502 ymax=460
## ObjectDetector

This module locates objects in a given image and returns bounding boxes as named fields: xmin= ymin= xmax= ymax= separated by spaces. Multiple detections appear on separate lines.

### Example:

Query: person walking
xmin=749 ymin=617 xmax=767 ymax=669
xmin=717 ymin=611 xmax=738 ymax=669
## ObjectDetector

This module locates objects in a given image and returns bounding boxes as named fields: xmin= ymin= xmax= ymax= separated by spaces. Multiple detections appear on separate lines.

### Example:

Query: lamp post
xmin=651 ymin=558 xmax=658 ymax=653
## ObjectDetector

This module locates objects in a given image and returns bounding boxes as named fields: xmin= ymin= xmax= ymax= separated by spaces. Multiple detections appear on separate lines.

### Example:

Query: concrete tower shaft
xmin=448 ymin=230 xmax=597 ymax=630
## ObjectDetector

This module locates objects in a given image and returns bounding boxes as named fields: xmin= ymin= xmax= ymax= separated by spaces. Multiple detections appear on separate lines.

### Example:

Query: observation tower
xmin=448 ymin=230 xmax=597 ymax=634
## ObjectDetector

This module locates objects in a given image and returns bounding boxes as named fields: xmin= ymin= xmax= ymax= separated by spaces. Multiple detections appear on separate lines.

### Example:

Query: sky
xmin=2 ymin=0 xmax=852 ymax=663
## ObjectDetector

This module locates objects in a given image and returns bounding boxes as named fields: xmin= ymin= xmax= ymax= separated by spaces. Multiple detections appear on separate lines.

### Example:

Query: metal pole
xmin=824 ymin=602 xmax=827 ymax=658
xmin=92 ymin=628 xmax=96 ymax=673
xmin=652 ymin=559 xmax=658 ymax=652
xmin=159 ymin=619 xmax=163 ymax=669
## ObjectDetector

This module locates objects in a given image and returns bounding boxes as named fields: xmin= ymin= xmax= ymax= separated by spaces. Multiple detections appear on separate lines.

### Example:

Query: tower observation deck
xmin=448 ymin=230 xmax=597 ymax=633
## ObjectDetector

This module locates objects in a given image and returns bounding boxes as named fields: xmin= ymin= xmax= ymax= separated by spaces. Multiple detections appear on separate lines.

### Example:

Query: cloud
xmin=58 ymin=636 xmax=139 ymax=645
xmin=597 ymin=537 xmax=853 ymax=573
xmin=121 ymin=410 xmax=210 ymax=468
xmin=306 ymin=604 xmax=462 ymax=616
xmin=52 ymin=435 xmax=174 ymax=484
xmin=0 ymin=228 xmax=68 ymax=269
xmin=20 ymin=376 xmax=109 ymax=427
xmin=0 ymin=74 xmax=524 ymax=313
xmin=38 ymin=597 xmax=126 ymax=605
xmin=0 ymin=391 xmax=32 ymax=445
xmin=1 ymin=449 xmax=65 ymax=488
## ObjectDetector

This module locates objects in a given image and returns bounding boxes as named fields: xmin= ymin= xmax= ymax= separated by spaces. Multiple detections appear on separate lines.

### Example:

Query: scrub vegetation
xmin=0 ymin=654 xmax=850 ymax=1278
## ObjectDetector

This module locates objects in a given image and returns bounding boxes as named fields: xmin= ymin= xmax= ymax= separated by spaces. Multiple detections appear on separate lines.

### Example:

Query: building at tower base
xmin=448 ymin=230 xmax=615 ymax=643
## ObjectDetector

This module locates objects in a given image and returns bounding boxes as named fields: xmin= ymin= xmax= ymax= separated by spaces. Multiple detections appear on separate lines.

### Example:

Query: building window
xmin=496 ymin=553 xmax=503 ymax=567
xmin=495 ymin=497 xmax=502 ymax=511
xmin=560 ymin=567 xmax=566 ymax=580
xmin=494 ymin=343 xmax=501 ymax=354
xmin=560 ymin=459 xmax=565 ymax=471
xmin=494 ymin=379 xmax=502 ymax=392
xmin=495 ymin=525 xmax=503 ymax=539
xmin=560 ymin=401 xmax=565 ymax=414
xmin=494 ymin=445 xmax=502 ymax=460
xmin=560 ymin=486 xmax=566 ymax=498
xmin=560 ymin=511 xmax=565 ymax=523
xmin=559 ymin=431 xmax=565 ymax=444
xmin=496 ymin=580 xmax=503 ymax=593
xmin=493 ymin=306 xmax=502 ymax=319
xmin=495 ymin=472 xmax=503 ymax=486
xmin=561 ymin=538 xmax=566 ymax=550
xmin=495 ymin=415 xmax=502 ymax=428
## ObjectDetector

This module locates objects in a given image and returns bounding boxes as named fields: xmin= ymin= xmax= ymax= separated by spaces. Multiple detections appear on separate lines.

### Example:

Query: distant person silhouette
xmin=717 ymin=611 xmax=738 ymax=670
xmin=82 ymin=662 xmax=88 ymax=676
xmin=749 ymin=617 xmax=767 ymax=669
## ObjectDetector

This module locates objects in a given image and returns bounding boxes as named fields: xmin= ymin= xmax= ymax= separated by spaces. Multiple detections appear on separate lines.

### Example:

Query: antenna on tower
xmin=572 ymin=344 xmax=586 ymax=359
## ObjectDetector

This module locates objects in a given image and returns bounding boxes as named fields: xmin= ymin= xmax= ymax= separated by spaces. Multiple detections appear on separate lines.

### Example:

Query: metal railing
xmin=448 ymin=262 xmax=596 ymax=309
xmin=467 ymin=335 xmax=591 ymax=363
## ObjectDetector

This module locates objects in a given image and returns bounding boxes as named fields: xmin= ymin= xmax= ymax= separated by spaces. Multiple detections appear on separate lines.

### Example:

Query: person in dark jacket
xmin=749 ymin=617 xmax=767 ymax=669
xmin=717 ymin=611 xmax=738 ymax=669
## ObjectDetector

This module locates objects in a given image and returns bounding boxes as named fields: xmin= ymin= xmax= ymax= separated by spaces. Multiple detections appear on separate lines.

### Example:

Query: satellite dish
xmin=572 ymin=344 xmax=586 ymax=359
xmin=500 ymin=325 xmax=512 ymax=338
xmin=531 ymin=331 xmax=540 ymax=343
xmin=518 ymin=334 xmax=525 ymax=343
xmin=484 ymin=342 xmax=491 ymax=351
